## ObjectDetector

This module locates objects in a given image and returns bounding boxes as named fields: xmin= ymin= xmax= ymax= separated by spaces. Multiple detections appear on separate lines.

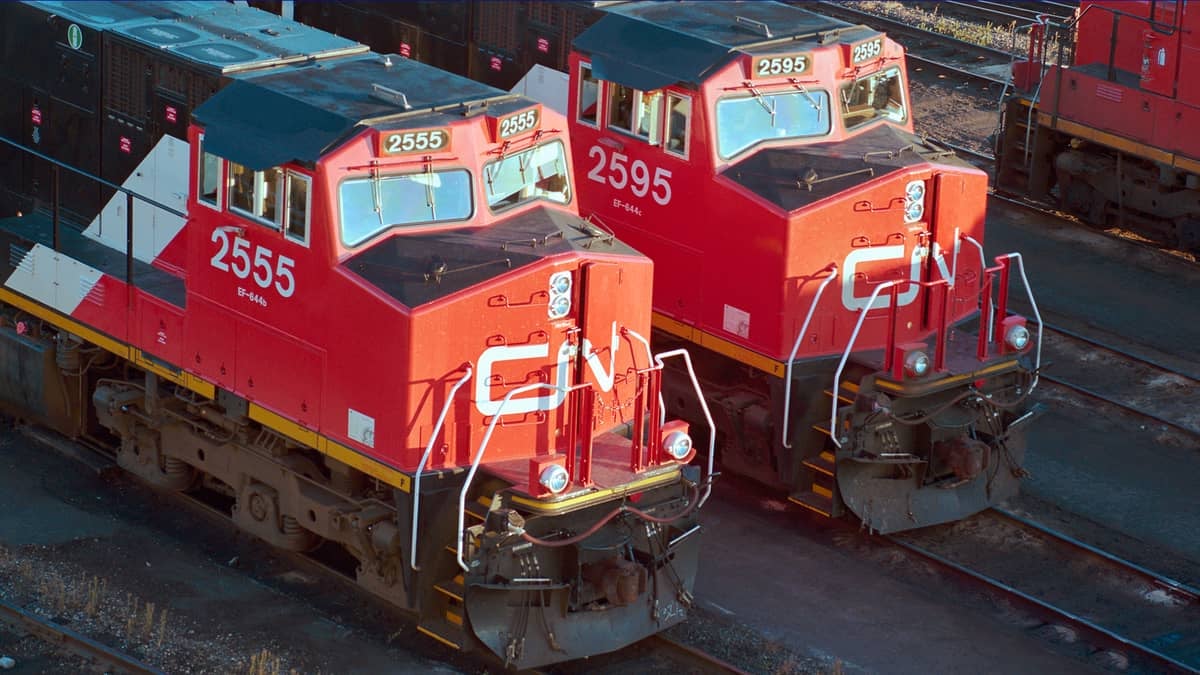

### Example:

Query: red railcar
xmin=0 ymin=2 xmax=709 ymax=669
xmin=999 ymin=0 xmax=1200 ymax=252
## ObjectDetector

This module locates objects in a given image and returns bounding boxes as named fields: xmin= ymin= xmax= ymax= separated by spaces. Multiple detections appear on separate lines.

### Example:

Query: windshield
xmin=339 ymin=169 xmax=472 ymax=246
xmin=840 ymin=66 xmax=907 ymax=130
xmin=483 ymin=141 xmax=571 ymax=211
xmin=716 ymin=90 xmax=831 ymax=159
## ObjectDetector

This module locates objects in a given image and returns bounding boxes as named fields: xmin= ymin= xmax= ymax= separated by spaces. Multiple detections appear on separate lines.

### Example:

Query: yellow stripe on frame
xmin=652 ymin=312 xmax=786 ymax=377
xmin=248 ymin=404 xmax=413 ymax=493
xmin=1039 ymin=112 xmax=1200 ymax=171
xmin=509 ymin=468 xmax=680 ymax=515
xmin=1 ymin=286 xmax=416 ymax=493
xmin=0 ymin=287 xmax=130 ymax=359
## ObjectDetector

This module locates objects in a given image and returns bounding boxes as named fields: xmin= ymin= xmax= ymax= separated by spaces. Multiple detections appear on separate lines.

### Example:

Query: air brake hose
xmin=518 ymin=484 xmax=701 ymax=548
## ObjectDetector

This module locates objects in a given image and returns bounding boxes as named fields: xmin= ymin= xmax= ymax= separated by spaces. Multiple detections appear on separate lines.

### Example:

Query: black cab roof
xmin=194 ymin=52 xmax=533 ymax=169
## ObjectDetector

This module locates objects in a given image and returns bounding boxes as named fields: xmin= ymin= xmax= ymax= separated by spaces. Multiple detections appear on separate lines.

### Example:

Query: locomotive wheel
xmin=1060 ymin=178 xmax=1103 ymax=225
xmin=1174 ymin=218 xmax=1200 ymax=253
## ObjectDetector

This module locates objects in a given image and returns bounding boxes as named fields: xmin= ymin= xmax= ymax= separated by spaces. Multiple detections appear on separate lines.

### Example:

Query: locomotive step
xmin=788 ymin=488 xmax=833 ymax=517
xmin=417 ymin=616 xmax=465 ymax=651
xmin=802 ymin=450 xmax=837 ymax=477
xmin=822 ymin=388 xmax=855 ymax=405
xmin=435 ymin=574 xmax=466 ymax=602
xmin=464 ymin=495 xmax=493 ymax=522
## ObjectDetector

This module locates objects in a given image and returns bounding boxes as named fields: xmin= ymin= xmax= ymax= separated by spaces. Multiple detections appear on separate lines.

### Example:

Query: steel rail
xmin=0 ymin=597 xmax=164 ymax=675
xmin=885 ymin=532 xmax=1199 ymax=674
xmin=647 ymin=633 xmax=752 ymax=674
xmin=813 ymin=1 xmax=1024 ymax=60
xmin=1037 ymin=372 xmax=1200 ymax=440
xmin=907 ymin=52 xmax=1007 ymax=87
xmin=991 ymin=507 xmax=1200 ymax=602
xmin=1039 ymin=321 xmax=1200 ymax=383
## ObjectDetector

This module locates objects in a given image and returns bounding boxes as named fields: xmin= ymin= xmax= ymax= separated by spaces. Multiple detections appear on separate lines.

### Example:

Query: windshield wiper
xmin=788 ymin=78 xmax=822 ymax=119
xmin=797 ymin=166 xmax=874 ymax=191
xmin=423 ymin=162 xmax=437 ymax=219
xmin=370 ymin=166 xmax=384 ymax=226
xmin=745 ymin=82 xmax=777 ymax=127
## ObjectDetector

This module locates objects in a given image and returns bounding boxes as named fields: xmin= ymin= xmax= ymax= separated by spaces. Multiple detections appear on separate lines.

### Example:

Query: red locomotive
xmin=999 ymin=1 xmax=1200 ymax=253
xmin=0 ymin=1 xmax=709 ymax=669
xmin=269 ymin=0 xmax=1045 ymax=533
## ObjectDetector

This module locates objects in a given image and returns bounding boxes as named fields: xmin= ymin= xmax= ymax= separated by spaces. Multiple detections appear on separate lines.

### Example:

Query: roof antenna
xmin=735 ymin=16 xmax=772 ymax=38
xmin=372 ymin=83 xmax=412 ymax=110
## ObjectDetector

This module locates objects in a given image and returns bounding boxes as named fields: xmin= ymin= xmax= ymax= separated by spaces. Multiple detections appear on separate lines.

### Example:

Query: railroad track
xmin=889 ymin=509 xmax=1200 ymax=673
xmin=0 ymin=596 xmax=163 ymax=675
xmin=813 ymin=1 xmax=1019 ymax=87
xmin=1036 ymin=324 xmax=1200 ymax=440
xmin=25 ymin=429 xmax=744 ymax=674
xmin=647 ymin=634 xmax=750 ymax=674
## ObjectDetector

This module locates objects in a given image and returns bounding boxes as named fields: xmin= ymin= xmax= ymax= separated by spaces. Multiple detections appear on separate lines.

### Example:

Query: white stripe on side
xmin=5 ymin=243 xmax=104 ymax=316
xmin=84 ymin=134 xmax=189 ymax=264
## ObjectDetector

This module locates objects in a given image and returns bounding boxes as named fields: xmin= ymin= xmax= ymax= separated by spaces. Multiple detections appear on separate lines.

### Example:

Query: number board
xmin=850 ymin=37 xmax=884 ymax=65
xmin=378 ymin=128 xmax=451 ymax=156
xmin=750 ymin=53 xmax=813 ymax=78
xmin=494 ymin=106 xmax=541 ymax=141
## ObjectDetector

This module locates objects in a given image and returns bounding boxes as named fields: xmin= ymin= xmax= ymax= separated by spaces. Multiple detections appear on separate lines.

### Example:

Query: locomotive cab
xmin=567 ymin=1 xmax=1042 ymax=533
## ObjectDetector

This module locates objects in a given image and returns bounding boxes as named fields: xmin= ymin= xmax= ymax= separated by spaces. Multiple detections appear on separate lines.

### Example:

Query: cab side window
xmin=578 ymin=63 xmax=600 ymax=126
xmin=665 ymin=93 xmax=690 ymax=156
xmin=286 ymin=173 xmax=310 ymax=245
xmin=636 ymin=90 xmax=663 ymax=143
xmin=604 ymin=82 xmax=668 ymax=146
xmin=197 ymin=135 xmax=222 ymax=210
xmin=229 ymin=162 xmax=283 ymax=228
xmin=607 ymin=82 xmax=634 ymax=131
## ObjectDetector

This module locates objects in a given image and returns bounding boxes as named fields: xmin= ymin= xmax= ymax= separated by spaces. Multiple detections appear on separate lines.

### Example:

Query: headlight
xmin=904 ymin=179 xmax=925 ymax=224
xmin=548 ymin=294 xmax=571 ymax=319
xmin=548 ymin=271 xmax=572 ymax=319
xmin=1005 ymin=324 xmax=1031 ymax=351
xmin=904 ymin=200 xmax=924 ymax=223
xmin=539 ymin=464 xmax=570 ymax=494
xmin=549 ymin=271 xmax=572 ymax=296
xmin=904 ymin=349 xmax=931 ymax=377
xmin=662 ymin=430 xmax=693 ymax=461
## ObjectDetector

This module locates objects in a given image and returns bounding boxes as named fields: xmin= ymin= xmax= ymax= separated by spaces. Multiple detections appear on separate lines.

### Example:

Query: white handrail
xmin=829 ymin=281 xmax=899 ymax=449
xmin=623 ymin=327 xmax=666 ymax=426
xmin=410 ymin=365 xmax=473 ymax=571
xmin=963 ymin=236 xmax=1043 ymax=392
xmin=781 ymin=265 xmax=838 ymax=448
xmin=649 ymin=346 xmax=718 ymax=509
xmin=456 ymin=382 xmax=575 ymax=572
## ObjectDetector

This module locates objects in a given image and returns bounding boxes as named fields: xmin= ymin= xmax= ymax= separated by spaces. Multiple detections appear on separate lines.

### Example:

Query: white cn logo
xmin=841 ymin=242 xmax=951 ymax=311
xmin=474 ymin=322 xmax=620 ymax=416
